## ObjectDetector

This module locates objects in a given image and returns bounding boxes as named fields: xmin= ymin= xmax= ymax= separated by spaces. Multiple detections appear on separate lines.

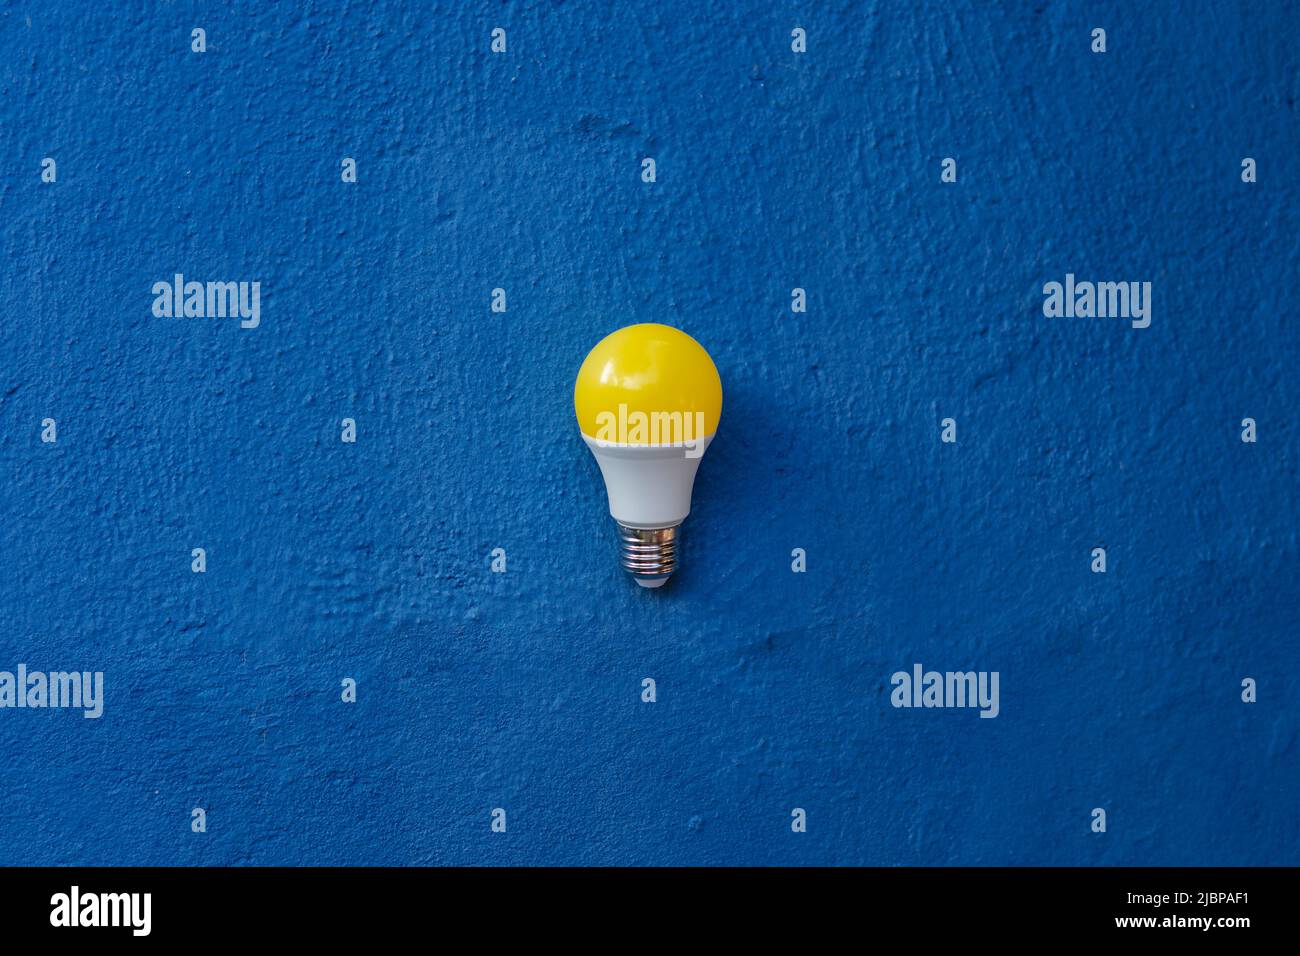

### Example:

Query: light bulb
xmin=574 ymin=323 xmax=723 ymax=588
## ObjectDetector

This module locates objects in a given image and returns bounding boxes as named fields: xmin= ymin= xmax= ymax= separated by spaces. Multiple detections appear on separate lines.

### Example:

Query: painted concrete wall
xmin=0 ymin=1 xmax=1296 ymax=865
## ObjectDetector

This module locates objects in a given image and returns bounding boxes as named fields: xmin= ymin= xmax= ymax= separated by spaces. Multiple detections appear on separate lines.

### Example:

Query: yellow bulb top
xmin=574 ymin=323 xmax=723 ymax=441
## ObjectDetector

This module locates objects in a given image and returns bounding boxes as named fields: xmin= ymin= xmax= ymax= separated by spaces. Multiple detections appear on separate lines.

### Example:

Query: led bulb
xmin=574 ymin=323 xmax=723 ymax=588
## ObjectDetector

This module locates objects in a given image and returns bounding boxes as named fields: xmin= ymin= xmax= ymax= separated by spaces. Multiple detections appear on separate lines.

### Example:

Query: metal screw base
xmin=616 ymin=524 xmax=678 ymax=588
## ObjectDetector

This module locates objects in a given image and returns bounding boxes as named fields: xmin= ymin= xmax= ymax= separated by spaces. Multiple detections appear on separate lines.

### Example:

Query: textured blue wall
xmin=1 ymin=0 xmax=1297 ymax=866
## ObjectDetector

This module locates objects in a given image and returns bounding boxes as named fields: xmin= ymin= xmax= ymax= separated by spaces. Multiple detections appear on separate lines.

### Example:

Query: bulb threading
xmin=616 ymin=524 xmax=678 ymax=584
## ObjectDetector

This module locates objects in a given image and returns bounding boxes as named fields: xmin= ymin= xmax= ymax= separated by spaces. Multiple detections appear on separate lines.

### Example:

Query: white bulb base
xmin=581 ymin=434 xmax=712 ymax=526
xmin=582 ymin=434 xmax=713 ymax=589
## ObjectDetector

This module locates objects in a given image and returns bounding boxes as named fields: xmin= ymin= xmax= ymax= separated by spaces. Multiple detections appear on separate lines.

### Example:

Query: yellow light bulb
xmin=574 ymin=324 xmax=723 ymax=588
xmin=574 ymin=323 xmax=723 ymax=440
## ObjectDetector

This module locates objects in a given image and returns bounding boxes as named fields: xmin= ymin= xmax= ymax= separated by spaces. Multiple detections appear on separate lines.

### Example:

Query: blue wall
xmin=1 ymin=0 xmax=1296 ymax=866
